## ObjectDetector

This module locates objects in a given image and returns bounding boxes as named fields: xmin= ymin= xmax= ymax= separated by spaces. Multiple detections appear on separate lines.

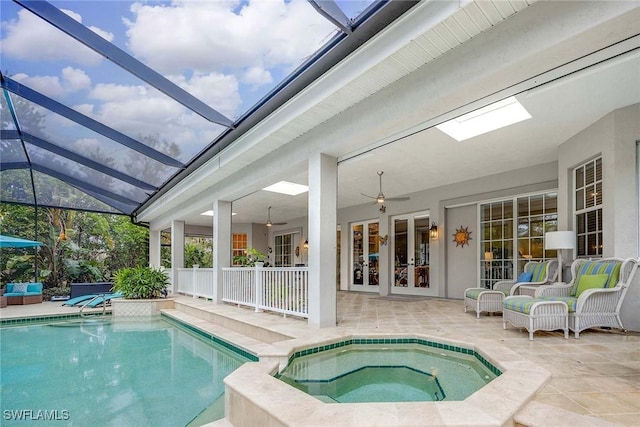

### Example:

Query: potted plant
xmin=233 ymin=248 xmax=267 ymax=267
xmin=111 ymin=266 xmax=172 ymax=316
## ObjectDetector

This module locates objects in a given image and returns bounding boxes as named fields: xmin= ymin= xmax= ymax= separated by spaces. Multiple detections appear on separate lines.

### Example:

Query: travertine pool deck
xmin=2 ymin=292 xmax=639 ymax=426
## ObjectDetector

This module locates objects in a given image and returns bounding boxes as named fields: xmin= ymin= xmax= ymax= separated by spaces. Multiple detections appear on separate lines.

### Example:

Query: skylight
xmin=200 ymin=211 xmax=236 ymax=216
xmin=262 ymin=181 xmax=309 ymax=196
xmin=436 ymin=97 xmax=532 ymax=141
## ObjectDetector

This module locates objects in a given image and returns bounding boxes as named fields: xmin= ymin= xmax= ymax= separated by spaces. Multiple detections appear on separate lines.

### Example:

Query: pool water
xmin=0 ymin=316 xmax=250 ymax=426
xmin=277 ymin=343 xmax=497 ymax=403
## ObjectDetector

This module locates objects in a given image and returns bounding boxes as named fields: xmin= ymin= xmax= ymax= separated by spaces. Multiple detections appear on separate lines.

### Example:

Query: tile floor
xmin=2 ymin=292 xmax=639 ymax=426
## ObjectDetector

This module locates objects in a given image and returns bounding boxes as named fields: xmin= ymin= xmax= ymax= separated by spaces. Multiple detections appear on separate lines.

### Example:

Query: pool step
xmin=162 ymin=309 xmax=285 ymax=359
xmin=171 ymin=299 xmax=295 ymax=344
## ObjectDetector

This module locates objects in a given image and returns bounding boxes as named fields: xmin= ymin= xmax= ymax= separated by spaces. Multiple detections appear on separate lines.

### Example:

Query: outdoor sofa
xmin=4 ymin=282 xmax=43 ymax=305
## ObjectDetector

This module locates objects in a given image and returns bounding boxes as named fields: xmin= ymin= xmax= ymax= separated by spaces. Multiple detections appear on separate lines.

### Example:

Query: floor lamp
xmin=544 ymin=231 xmax=575 ymax=283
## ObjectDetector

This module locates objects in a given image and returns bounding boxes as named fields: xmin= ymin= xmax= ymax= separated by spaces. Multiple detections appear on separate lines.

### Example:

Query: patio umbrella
xmin=0 ymin=234 xmax=43 ymax=248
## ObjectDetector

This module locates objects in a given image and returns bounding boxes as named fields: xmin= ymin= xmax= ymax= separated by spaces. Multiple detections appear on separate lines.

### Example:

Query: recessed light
xmin=262 ymin=181 xmax=309 ymax=196
xmin=436 ymin=97 xmax=532 ymax=141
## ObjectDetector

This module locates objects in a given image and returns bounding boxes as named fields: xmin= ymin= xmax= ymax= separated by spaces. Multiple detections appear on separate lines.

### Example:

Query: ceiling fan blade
xmin=385 ymin=196 xmax=410 ymax=202
xmin=361 ymin=193 xmax=377 ymax=199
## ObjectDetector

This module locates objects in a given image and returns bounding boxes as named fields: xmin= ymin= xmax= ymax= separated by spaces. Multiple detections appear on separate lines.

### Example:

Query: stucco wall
xmin=557 ymin=103 xmax=639 ymax=257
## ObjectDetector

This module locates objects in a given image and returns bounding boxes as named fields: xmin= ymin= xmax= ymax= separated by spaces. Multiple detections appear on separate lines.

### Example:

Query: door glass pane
xmin=394 ymin=219 xmax=408 ymax=287
xmin=368 ymin=223 xmax=379 ymax=286
xmin=352 ymin=224 xmax=364 ymax=285
xmin=414 ymin=216 xmax=430 ymax=288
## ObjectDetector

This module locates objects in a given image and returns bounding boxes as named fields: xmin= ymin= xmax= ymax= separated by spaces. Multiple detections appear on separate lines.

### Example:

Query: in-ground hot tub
xmin=276 ymin=338 xmax=500 ymax=403
xmin=223 ymin=334 xmax=550 ymax=427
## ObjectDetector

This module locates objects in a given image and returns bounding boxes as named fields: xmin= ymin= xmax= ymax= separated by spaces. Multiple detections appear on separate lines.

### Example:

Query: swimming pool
xmin=277 ymin=341 xmax=499 ymax=403
xmin=0 ymin=315 xmax=252 ymax=426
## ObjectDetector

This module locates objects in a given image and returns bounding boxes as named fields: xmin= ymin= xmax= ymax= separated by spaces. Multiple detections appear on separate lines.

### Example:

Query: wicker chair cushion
xmin=570 ymin=261 xmax=621 ymax=296
xmin=576 ymin=274 xmax=608 ymax=297
xmin=538 ymin=296 xmax=577 ymax=312
xmin=516 ymin=271 xmax=533 ymax=283
xmin=505 ymin=296 xmax=577 ymax=313
xmin=465 ymin=288 xmax=508 ymax=300
xmin=528 ymin=261 xmax=549 ymax=282
xmin=503 ymin=297 xmax=536 ymax=314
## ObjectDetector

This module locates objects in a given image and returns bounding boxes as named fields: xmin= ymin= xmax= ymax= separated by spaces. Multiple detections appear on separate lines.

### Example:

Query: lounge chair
xmin=63 ymin=294 xmax=100 ymax=306
xmin=463 ymin=260 xmax=557 ymax=318
xmin=81 ymin=292 xmax=123 ymax=308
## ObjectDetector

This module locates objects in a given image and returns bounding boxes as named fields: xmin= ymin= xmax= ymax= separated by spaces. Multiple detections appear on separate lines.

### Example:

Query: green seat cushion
xmin=503 ymin=297 xmax=536 ymax=314
xmin=576 ymin=274 xmax=608 ymax=297
xmin=538 ymin=296 xmax=577 ymax=312
xmin=571 ymin=261 xmax=621 ymax=296
xmin=465 ymin=288 xmax=507 ymax=300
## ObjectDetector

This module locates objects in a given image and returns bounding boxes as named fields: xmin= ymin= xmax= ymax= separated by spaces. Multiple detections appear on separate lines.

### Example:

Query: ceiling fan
xmin=361 ymin=171 xmax=410 ymax=205
xmin=264 ymin=206 xmax=287 ymax=227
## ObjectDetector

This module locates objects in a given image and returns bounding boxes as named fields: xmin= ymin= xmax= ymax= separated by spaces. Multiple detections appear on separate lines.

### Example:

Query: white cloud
xmin=12 ymin=73 xmax=65 ymax=98
xmin=11 ymin=67 xmax=91 ymax=99
xmin=124 ymin=0 xmax=335 ymax=75
xmin=242 ymin=66 xmax=273 ymax=88
xmin=1 ymin=8 xmax=113 ymax=65
xmin=61 ymin=67 xmax=92 ymax=93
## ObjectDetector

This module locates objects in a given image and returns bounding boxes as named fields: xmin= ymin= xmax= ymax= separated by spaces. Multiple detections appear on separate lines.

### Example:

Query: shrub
xmin=112 ymin=266 xmax=169 ymax=299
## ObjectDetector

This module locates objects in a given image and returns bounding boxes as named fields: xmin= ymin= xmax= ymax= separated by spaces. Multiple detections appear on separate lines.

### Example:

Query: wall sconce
xmin=379 ymin=235 xmax=388 ymax=246
xmin=303 ymin=239 xmax=308 ymax=249
xmin=429 ymin=222 xmax=438 ymax=239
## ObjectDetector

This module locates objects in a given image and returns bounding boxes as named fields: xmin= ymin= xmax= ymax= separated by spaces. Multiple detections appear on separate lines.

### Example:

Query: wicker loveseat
xmin=4 ymin=282 xmax=43 ymax=305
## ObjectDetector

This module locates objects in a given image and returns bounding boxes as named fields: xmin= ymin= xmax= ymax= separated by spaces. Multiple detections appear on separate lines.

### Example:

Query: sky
xmin=1 ymin=0 xmax=375 ymax=163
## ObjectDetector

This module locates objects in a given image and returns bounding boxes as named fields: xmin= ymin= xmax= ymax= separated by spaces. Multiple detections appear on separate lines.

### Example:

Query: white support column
xmin=308 ymin=153 xmax=337 ymax=328
xmin=171 ymin=220 xmax=185 ymax=291
xmin=213 ymin=200 xmax=232 ymax=304
xmin=149 ymin=229 xmax=161 ymax=268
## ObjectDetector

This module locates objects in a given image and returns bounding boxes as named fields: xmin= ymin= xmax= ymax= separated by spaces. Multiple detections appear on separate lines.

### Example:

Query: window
xmin=232 ymin=233 xmax=247 ymax=266
xmin=575 ymin=157 xmax=603 ymax=257
xmin=480 ymin=191 xmax=558 ymax=289
xmin=274 ymin=233 xmax=294 ymax=267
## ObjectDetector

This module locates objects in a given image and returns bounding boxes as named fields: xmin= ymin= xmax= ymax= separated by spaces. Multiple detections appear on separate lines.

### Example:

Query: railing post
xmin=254 ymin=262 xmax=264 ymax=312
xmin=192 ymin=265 xmax=199 ymax=298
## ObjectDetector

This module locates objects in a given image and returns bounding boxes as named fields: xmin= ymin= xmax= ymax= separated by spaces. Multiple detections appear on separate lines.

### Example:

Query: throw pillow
xmin=12 ymin=283 xmax=28 ymax=293
xmin=576 ymin=274 xmax=609 ymax=297
xmin=516 ymin=271 xmax=533 ymax=283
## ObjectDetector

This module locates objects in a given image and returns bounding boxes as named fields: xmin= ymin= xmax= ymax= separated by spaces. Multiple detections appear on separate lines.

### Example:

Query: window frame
xmin=573 ymin=156 xmax=603 ymax=258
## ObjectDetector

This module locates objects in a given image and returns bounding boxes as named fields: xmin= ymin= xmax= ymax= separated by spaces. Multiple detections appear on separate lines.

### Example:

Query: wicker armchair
xmin=493 ymin=260 xmax=558 ymax=297
xmin=533 ymin=257 xmax=638 ymax=338
xmin=464 ymin=260 xmax=557 ymax=318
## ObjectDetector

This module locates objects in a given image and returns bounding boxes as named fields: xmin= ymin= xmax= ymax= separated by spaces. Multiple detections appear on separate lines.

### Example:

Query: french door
xmin=391 ymin=212 xmax=431 ymax=295
xmin=350 ymin=220 xmax=379 ymax=291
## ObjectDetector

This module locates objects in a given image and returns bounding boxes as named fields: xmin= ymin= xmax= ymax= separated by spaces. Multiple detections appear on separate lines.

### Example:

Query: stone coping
xmin=224 ymin=333 xmax=550 ymax=427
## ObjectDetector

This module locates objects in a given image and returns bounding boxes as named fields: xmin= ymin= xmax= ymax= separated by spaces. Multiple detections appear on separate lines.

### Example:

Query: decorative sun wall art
xmin=453 ymin=226 xmax=472 ymax=247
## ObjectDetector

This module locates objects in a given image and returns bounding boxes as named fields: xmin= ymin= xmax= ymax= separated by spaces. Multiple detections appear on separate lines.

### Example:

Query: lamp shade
xmin=544 ymin=231 xmax=575 ymax=250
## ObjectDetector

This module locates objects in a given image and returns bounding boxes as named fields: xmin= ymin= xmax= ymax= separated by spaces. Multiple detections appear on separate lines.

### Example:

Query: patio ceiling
xmin=0 ymin=0 xmax=417 ymax=215
xmin=173 ymin=0 xmax=640 ymax=228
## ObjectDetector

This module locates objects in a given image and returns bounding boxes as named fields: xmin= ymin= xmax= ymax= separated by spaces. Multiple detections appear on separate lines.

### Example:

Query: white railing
xmin=222 ymin=267 xmax=255 ymax=306
xmin=176 ymin=267 xmax=215 ymax=298
xmin=222 ymin=265 xmax=309 ymax=318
